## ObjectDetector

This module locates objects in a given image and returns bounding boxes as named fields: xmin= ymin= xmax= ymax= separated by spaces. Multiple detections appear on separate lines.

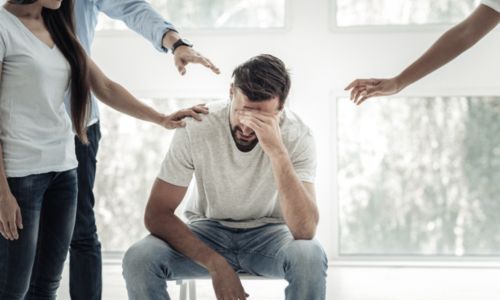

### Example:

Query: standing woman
xmin=0 ymin=0 xmax=90 ymax=298
xmin=0 ymin=0 xmax=200 ymax=298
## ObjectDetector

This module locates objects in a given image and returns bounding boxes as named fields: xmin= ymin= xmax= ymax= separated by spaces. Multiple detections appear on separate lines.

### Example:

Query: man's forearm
xmin=270 ymin=151 xmax=319 ymax=240
xmin=145 ymin=213 xmax=227 ymax=271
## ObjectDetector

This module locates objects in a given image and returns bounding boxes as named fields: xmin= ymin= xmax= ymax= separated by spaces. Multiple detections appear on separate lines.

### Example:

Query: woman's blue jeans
xmin=0 ymin=169 xmax=78 ymax=300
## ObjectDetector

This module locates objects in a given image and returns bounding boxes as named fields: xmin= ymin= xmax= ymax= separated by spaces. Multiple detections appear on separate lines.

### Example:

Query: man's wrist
xmin=162 ymin=30 xmax=181 ymax=51
xmin=205 ymin=254 xmax=228 ymax=273
xmin=268 ymin=145 xmax=289 ymax=164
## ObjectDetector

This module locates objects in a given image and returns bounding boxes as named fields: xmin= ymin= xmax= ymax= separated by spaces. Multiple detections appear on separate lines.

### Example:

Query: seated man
xmin=122 ymin=54 xmax=327 ymax=300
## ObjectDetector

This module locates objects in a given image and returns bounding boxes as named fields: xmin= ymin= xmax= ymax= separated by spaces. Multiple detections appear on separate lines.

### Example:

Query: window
xmin=97 ymin=0 xmax=286 ymax=31
xmin=334 ymin=0 xmax=478 ymax=27
xmin=337 ymin=96 xmax=500 ymax=256
xmin=95 ymin=98 xmax=219 ymax=251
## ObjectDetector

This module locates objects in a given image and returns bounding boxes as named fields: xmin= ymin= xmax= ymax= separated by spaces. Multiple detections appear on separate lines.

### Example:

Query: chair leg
xmin=177 ymin=280 xmax=188 ymax=300
xmin=188 ymin=280 xmax=197 ymax=300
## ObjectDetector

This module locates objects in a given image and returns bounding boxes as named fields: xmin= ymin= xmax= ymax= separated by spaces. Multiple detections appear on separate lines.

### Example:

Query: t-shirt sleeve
xmin=482 ymin=0 xmax=500 ymax=12
xmin=291 ymin=130 xmax=317 ymax=183
xmin=157 ymin=128 xmax=194 ymax=187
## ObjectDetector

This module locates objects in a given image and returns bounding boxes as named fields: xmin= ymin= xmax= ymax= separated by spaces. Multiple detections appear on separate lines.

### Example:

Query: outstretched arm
xmin=96 ymin=0 xmax=219 ymax=75
xmin=345 ymin=4 xmax=500 ymax=105
xmin=0 ymin=63 xmax=23 ymax=241
xmin=87 ymin=57 xmax=208 ymax=129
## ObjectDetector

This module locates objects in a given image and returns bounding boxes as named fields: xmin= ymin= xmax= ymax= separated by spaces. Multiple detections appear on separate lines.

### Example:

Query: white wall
xmin=91 ymin=0 xmax=500 ymax=258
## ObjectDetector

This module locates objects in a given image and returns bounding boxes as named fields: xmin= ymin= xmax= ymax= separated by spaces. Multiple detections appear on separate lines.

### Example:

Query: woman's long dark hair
xmin=40 ymin=0 xmax=91 ymax=143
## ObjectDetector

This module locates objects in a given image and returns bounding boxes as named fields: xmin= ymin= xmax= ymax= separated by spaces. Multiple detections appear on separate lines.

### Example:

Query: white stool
xmin=176 ymin=279 xmax=196 ymax=300
xmin=176 ymin=275 xmax=280 ymax=300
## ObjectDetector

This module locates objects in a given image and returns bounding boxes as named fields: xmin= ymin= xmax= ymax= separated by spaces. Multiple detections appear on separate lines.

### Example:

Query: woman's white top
xmin=0 ymin=8 xmax=78 ymax=177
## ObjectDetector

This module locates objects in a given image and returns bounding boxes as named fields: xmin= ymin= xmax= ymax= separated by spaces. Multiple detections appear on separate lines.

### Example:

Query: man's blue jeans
xmin=0 ymin=169 xmax=78 ymax=300
xmin=123 ymin=220 xmax=328 ymax=300
xmin=70 ymin=122 xmax=102 ymax=300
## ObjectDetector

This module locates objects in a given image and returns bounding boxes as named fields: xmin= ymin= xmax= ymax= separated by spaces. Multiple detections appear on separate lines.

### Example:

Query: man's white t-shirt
xmin=482 ymin=0 xmax=500 ymax=12
xmin=0 ymin=8 xmax=77 ymax=177
xmin=158 ymin=100 xmax=317 ymax=229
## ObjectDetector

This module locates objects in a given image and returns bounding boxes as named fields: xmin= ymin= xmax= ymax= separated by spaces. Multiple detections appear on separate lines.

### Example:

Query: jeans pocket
xmin=8 ymin=173 xmax=36 ymax=191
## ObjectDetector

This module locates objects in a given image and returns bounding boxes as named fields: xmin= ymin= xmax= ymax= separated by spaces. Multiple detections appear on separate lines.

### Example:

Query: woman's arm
xmin=345 ymin=4 xmax=500 ymax=105
xmin=87 ymin=57 xmax=208 ymax=129
xmin=0 ymin=63 xmax=23 ymax=241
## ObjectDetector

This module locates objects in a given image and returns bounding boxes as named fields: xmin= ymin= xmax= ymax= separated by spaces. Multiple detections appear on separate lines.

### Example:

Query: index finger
xmin=238 ymin=293 xmax=248 ymax=300
xmin=8 ymin=219 xmax=18 ymax=240
xmin=192 ymin=104 xmax=209 ymax=114
xmin=345 ymin=78 xmax=378 ymax=90
xmin=344 ymin=79 xmax=360 ymax=90
xmin=191 ymin=55 xmax=220 ymax=74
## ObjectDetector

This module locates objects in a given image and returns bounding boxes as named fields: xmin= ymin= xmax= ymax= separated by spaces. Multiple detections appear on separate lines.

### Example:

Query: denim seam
xmin=238 ymin=250 xmax=279 ymax=259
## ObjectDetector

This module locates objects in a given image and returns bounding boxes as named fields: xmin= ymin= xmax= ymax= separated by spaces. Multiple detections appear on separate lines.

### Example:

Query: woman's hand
xmin=0 ymin=190 xmax=23 ymax=240
xmin=159 ymin=104 xmax=209 ymax=129
xmin=344 ymin=77 xmax=403 ymax=105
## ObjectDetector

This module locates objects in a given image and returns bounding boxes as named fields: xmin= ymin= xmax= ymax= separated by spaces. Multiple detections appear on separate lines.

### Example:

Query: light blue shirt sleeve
xmin=94 ymin=0 xmax=178 ymax=52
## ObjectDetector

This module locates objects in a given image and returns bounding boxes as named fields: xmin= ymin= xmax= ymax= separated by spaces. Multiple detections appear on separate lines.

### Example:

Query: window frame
xmin=328 ymin=0 xmax=480 ymax=33
xmin=96 ymin=0 xmax=292 ymax=35
xmin=331 ymin=86 xmax=500 ymax=265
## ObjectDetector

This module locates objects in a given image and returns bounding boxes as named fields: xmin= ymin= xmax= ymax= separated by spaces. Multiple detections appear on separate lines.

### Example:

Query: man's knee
xmin=282 ymin=240 xmax=328 ymax=278
xmin=123 ymin=243 xmax=148 ymax=280
xmin=122 ymin=236 xmax=170 ymax=283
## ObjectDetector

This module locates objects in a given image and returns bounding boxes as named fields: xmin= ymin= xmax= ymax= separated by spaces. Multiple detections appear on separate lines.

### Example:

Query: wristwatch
xmin=171 ymin=38 xmax=193 ymax=54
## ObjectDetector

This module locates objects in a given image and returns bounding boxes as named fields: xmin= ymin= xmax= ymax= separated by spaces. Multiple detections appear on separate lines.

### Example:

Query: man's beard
xmin=230 ymin=125 xmax=259 ymax=152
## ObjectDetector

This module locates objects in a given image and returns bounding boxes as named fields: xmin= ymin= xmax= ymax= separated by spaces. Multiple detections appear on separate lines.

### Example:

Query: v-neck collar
xmin=2 ymin=7 xmax=56 ymax=50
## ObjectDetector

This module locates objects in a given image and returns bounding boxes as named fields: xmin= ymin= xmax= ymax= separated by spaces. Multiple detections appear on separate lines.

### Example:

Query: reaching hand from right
xmin=344 ymin=77 xmax=402 ymax=105
xmin=0 ymin=190 xmax=23 ymax=240
xmin=210 ymin=261 xmax=249 ymax=300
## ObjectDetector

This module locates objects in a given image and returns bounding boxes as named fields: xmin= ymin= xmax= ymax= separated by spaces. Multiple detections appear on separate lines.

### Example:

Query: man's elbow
xmin=293 ymin=211 xmax=319 ymax=240
xmin=144 ymin=209 xmax=157 ymax=233
xmin=291 ymin=222 xmax=318 ymax=240
xmin=144 ymin=207 xmax=169 ymax=234
xmin=291 ymin=230 xmax=316 ymax=240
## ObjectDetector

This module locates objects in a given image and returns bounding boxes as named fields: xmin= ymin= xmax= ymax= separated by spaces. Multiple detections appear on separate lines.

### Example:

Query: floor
xmin=57 ymin=263 xmax=500 ymax=300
